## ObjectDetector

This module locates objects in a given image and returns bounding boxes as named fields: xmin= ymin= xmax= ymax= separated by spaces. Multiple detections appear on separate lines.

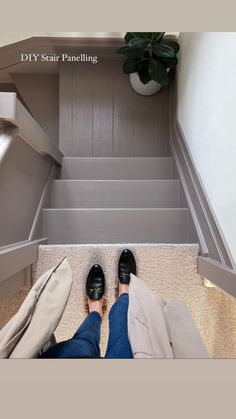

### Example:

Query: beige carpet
xmin=0 ymin=290 xmax=28 ymax=330
xmin=29 ymin=244 xmax=236 ymax=358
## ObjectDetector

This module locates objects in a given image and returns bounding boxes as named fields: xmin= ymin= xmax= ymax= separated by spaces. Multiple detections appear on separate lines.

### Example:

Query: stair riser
xmin=61 ymin=157 xmax=175 ymax=180
xmin=50 ymin=180 xmax=180 ymax=208
xmin=42 ymin=209 xmax=191 ymax=244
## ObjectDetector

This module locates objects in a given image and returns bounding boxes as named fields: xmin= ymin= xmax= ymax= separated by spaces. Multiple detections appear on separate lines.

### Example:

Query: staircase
xmin=1 ymin=44 xmax=236 ymax=359
xmin=37 ymin=156 xmax=216 ymax=356
xmin=33 ymin=157 xmax=236 ymax=358
xmin=42 ymin=157 xmax=197 ymax=244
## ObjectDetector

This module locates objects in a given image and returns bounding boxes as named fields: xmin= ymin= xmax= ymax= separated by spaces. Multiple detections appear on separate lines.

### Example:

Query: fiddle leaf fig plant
xmin=115 ymin=32 xmax=180 ymax=87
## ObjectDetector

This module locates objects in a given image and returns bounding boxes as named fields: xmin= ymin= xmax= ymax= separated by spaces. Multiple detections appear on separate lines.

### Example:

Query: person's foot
xmin=86 ymin=264 xmax=105 ymax=316
xmin=118 ymin=249 xmax=136 ymax=286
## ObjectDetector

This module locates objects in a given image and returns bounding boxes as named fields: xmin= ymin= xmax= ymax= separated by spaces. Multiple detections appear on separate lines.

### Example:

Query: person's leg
xmin=105 ymin=249 xmax=136 ymax=359
xmin=40 ymin=264 xmax=106 ymax=359
xmin=40 ymin=310 xmax=102 ymax=358
xmin=105 ymin=290 xmax=133 ymax=358
xmin=69 ymin=299 xmax=103 ymax=356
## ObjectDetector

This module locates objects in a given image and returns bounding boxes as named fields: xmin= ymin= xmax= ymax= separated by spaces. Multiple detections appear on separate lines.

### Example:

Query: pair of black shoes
xmin=86 ymin=249 xmax=136 ymax=301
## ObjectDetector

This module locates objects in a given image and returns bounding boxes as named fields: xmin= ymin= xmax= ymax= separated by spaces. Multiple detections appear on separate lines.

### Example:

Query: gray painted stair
xmin=42 ymin=208 xmax=192 ymax=244
xmin=50 ymin=180 xmax=181 ymax=208
xmin=60 ymin=157 xmax=175 ymax=179
xmin=42 ymin=157 xmax=197 ymax=244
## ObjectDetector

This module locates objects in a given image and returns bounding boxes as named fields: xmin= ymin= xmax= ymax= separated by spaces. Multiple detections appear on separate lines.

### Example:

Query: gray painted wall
xmin=0 ymin=83 xmax=16 ymax=92
xmin=0 ymin=82 xmax=32 ymax=112
xmin=59 ymin=59 xmax=170 ymax=157
xmin=0 ymin=268 xmax=28 ymax=302
xmin=11 ymin=73 xmax=59 ymax=145
xmin=0 ymin=134 xmax=51 ymax=246
xmin=177 ymin=33 xmax=236 ymax=265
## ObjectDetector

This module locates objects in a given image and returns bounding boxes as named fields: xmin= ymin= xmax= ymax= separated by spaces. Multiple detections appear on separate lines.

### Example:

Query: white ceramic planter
xmin=130 ymin=72 xmax=162 ymax=96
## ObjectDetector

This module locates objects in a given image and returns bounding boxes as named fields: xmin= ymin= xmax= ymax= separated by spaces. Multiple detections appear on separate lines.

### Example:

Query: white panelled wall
xmin=178 ymin=32 xmax=236 ymax=264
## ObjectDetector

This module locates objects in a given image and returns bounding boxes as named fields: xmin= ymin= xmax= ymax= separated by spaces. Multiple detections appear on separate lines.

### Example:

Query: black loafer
xmin=86 ymin=264 xmax=105 ymax=300
xmin=118 ymin=249 xmax=136 ymax=284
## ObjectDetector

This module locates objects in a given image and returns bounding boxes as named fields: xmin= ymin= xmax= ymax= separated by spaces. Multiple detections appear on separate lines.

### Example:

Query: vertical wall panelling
xmin=59 ymin=58 xmax=170 ymax=157
xmin=59 ymin=63 xmax=73 ymax=156
xmin=72 ymin=63 xmax=93 ymax=156
xmin=154 ymin=87 xmax=170 ymax=156
xmin=93 ymin=60 xmax=113 ymax=156
xmin=113 ymin=63 xmax=134 ymax=156
xmin=134 ymin=94 xmax=155 ymax=156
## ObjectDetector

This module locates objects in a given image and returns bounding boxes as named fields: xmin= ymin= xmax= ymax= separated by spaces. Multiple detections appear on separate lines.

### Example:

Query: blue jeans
xmin=40 ymin=293 xmax=133 ymax=359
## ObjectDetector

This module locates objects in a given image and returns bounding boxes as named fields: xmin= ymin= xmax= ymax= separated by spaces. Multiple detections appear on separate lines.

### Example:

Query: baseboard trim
xmin=170 ymin=71 xmax=235 ymax=270
xmin=29 ymin=164 xmax=57 ymax=240
xmin=0 ymin=238 xmax=47 ymax=284
xmin=198 ymin=256 xmax=236 ymax=298
xmin=169 ymin=71 xmax=236 ymax=297
xmin=0 ymin=269 xmax=27 ymax=302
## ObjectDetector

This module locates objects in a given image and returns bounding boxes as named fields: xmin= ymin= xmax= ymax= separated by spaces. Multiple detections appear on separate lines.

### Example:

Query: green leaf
xmin=148 ymin=60 xmax=169 ymax=86
xmin=128 ymin=37 xmax=148 ymax=49
xmin=123 ymin=57 xmax=141 ymax=74
xmin=158 ymin=56 xmax=178 ymax=69
xmin=154 ymin=42 xmax=176 ymax=58
xmin=131 ymin=32 xmax=151 ymax=39
xmin=115 ymin=45 xmax=144 ymax=57
xmin=152 ymin=32 xmax=165 ymax=42
xmin=115 ymin=46 xmax=130 ymax=55
xmin=124 ymin=32 xmax=135 ymax=43
xmin=138 ymin=66 xmax=152 ymax=84
xmin=163 ymin=40 xmax=180 ymax=54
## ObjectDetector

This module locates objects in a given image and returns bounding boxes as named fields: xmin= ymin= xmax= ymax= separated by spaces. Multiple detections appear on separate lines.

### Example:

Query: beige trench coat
xmin=0 ymin=261 xmax=208 ymax=358
xmin=128 ymin=274 xmax=208 ymax=358
xmin=0 ymin=257 xmax=72 ymax=358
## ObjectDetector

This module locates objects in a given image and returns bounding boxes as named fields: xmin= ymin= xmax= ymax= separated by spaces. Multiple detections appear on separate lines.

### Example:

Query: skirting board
xmin=0 ymin=154 xmax=57 ymax=301
xmin=29 ymin=163 xmax=58 ymax=241
xmin=0 ymin=268 xmax=27 ymax=302
xmin=0 ymin=238 xmax=47 ymax=301
xmin=169 ymin=71 xmax=236 ymax=297
xmin=199 ymin=257 xmax=236 ymax=298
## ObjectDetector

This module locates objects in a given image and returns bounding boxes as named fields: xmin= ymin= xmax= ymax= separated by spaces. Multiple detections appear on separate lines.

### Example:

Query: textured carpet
xmin=0 ymin=290 xmax=28 ymax=330
xmin=29 ymin=244 xmax=236 ymax=358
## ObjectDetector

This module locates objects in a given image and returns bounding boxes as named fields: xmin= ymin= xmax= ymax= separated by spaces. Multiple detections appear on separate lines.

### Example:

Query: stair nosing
xmin=62 ymin=156 xmax=173 ymax=160
xmin=39 ymin=243 xmax=199 ymax=248
xmin=53 ymin=179 xmax=180 ymax=183
xmin=43 ymin=207 xmax=189 ymax=211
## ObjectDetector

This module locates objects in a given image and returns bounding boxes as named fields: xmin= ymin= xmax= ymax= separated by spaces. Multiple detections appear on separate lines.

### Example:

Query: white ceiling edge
xmin=0 ymin=32 xmax=179 ymax=48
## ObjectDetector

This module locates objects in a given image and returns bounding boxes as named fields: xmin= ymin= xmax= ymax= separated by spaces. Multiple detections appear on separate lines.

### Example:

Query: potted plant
xmin=115 ymin=32 xmax=180 ymax=96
